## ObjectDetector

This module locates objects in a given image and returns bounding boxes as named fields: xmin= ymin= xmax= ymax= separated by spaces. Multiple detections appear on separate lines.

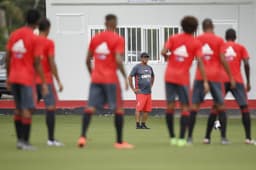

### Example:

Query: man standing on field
xmin=128 ymin=52 xmax=155 ymax=129
xmin=77 ymin=14 xmax=134 ymax=149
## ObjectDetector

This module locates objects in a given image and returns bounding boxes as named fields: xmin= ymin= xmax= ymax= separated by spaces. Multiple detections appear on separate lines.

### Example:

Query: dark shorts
xmin=37 ymin=84 xmax=56 ymax=107
xmin=165 ymin=82 xmax=190 ymax=105
xmin=88 ymin=83 xmax=122 ymax=111
xmin=224 ymin=82 xmax=248 ymax=106
xmin=11 ymin=83 xmax=35 ymax=110
xmin=192 ymin=80 xmax=224 ymax=105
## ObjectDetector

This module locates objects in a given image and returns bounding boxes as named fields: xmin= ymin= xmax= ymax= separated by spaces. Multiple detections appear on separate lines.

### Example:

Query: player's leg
xmin=106 ymin=83 xmax=134 ymax=149
xmin=78 ymin=83 xmax=100 ymax=148
xmin=188 ymin=80 xmax=205 ymax=143
xmin=230 ymin=83 xmax=252 ymax=144
xmin=210 ymin=81 xmax=228 ymax=144
xmin=11 ymin=84 xmax=23 ymax=149
xmin=165 ymin=83 xmax=177 ymax=144
xmin=135 ymin=94 xmax=144 ymax=129
xmin=43 ymin=84 xmax=63 ymax=146
xmin=141 ymin=94 xmax=151 ymax=129
xmin=20 ymin=85 xmax=36 ymax=150
xmin=177 ymin=85 xmax=190 ymax=146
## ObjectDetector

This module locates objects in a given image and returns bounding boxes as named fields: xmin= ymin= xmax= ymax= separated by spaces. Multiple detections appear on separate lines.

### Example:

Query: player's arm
xmin=151 ymin=68 xmax=155 ymax=87
xmin=49 ymin=56 xmax=63 ymax=92
xmin=243 ymin=58 xmax=250 ymax=91
xmin=34 ymin=57 xmax=48 ymax=96
xmin=220 ymin=53 xmax=235 ymax=88
xmin=86 ymin=50 xmax=93 ymax=75
xmin=116 ymin=52 xmax=128 ymax=90
xmin=197 ymin=57 xmax=209 ymax=93
xmin=128 ymin=75 xmax=136 ymax=93
xmin=161 ymin=47 xmax=169 ymax=61
xmin=5 ymin=51 xmax=11 ymax=90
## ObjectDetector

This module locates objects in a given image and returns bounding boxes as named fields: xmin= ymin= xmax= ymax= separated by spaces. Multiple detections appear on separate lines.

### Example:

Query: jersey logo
xmin=174 ymin=45 xmax=188 ymax=62
xmin=12 ymin=39 xmax=27 ymax=59
xmin=95 ymin=42 xmax=110 ymax=60
xmin=202 ymin=44 xmax=213 ymax=60
xmin=224 ymin=46 xmax=237 ymax=61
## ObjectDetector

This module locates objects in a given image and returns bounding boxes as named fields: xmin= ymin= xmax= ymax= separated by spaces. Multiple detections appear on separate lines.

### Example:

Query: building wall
xmin=46 ymin=1 xmax=256 ymax=101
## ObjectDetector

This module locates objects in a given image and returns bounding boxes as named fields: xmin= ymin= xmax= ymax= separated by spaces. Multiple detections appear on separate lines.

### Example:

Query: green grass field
xmin=0 ymin=114 xmax=255 ymax=170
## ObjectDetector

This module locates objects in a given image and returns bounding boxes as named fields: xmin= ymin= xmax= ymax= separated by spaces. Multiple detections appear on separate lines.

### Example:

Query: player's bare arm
xmin=35 ymin=57 xmax=48 ymax=96
xmin=5 ymin=50 xmax=11 ymax=91
xmin=220 ymin=53 xmax=236 ymax=89
xmin=49 ymin=56 xmax=63 ymax=92
xmin=86 ymin=50 xmax=93 ymax=75
xmin=243 ymin=58 xmax=251 ymax=92
xmin=161 ymin=48 xmax=169 ymax=61
xmin=116 ymin=52 xmax=128 ymax=90
xmin=197 ymin=57 xmax=209 ymax=93
xmin=151 ymin=75 xmax=155 ymax=88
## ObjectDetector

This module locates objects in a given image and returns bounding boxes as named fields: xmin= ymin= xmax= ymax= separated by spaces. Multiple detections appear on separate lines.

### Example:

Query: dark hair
xmin=225 ymin=28 xmax=236 ymax=41
xmin=105 ymin=14 xmax=117 ymax=22
xmin=26 ymin=9 xmax=41 ymax=25
xmin=202 ymin=18 xmax=214 ymax=31
xmin=39 ymin=18 xmax=51 ymax=32
xmin=181 ymin=16 xmax=198 ymax=34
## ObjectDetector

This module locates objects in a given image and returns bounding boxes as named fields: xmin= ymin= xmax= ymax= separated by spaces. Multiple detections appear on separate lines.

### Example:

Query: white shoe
xmin=47 ymin=140 xmax=64 ymax=147
xmin=245 ymin=139 xmax=256 ymax=145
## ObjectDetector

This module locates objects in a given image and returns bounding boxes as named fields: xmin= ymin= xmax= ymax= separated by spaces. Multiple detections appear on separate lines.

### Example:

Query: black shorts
xmin=165 ymin=82 xmax=190 ymax=105
xmin=224 ymin=82 xmax=248 ymax=106
xmin=88 ymin=83 xmax=122 ymax=111
xmin=11 ymin=83 xmax=35 ymax=110
xmin=192 ymin=80 xmax=224 ymax=105
xmin=37 ymin=84 xmax=56 ymax=107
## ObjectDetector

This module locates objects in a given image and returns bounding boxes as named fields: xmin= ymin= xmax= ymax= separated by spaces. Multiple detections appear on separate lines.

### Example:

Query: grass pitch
xmin=0 ymin=114 xmax=255 ymax=170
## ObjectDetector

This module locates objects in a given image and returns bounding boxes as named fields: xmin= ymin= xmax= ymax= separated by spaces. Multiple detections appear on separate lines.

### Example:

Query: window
xmin=89 ymin=25 xmax=180 ymax=63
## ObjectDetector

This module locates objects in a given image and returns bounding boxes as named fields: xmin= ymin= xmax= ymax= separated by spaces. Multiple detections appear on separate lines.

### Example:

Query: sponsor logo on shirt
xmin=95 ymin=42 xmax=110 ymax=60
xmin=174 ymin=45 xmax=188 ymax=62
xmin=12 ymin=39 xmax=27 ymax=59
xmin=224 ymin=46 xmax=237 ymax=61
xmin=202 ymin=43 xmax=213 ymax=60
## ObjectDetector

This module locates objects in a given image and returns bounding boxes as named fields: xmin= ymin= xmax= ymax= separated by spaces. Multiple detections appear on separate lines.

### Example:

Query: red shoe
xmin=114 ymin=142 xmax=134 ymax=149
xmin=77 ymin=137 xmax=86 ymax=148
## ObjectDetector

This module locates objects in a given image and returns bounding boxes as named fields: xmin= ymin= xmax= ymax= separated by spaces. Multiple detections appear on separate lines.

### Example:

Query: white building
xmin=46 ymin=0 xmax=256 ymax=107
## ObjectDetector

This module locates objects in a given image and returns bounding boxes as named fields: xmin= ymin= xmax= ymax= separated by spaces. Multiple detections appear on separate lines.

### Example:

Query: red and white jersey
xmin=164 ymin=33 xmax=202 ymax=85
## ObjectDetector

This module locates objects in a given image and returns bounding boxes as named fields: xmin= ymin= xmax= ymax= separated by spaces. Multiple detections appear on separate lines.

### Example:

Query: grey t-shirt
xmin=129 ymin=64 xmax=154 ymax=94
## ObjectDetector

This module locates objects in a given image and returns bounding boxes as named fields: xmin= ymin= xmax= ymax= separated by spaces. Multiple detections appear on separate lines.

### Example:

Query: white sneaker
xmin=245 ymin=139 xmax=256 ymax=145
xmin=47 ymin=140 xmax=64 ymax=147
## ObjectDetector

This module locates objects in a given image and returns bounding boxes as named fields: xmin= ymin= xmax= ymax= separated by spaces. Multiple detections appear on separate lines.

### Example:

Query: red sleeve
xmin=115 ymin=37 xmax=125 ymax=54
xmin=48 ymin=40 xmax=55 ymax=57
xmin=6 ymin=33 xmax=14 ymax=51
xmin=88 ymin=38 xmax=95 ymax=53
xmin=33 ymin=36 xmax=43 ymax=59
xmin=240 ymin=45 xmax=249 ymax=59
xmin=220 ymin=43 xmax=226 ymax=54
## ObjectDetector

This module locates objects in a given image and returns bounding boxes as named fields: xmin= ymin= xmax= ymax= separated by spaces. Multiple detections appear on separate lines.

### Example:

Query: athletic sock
xmin=13 ymin=114 xmax=23 ymax=140
xmin=136 ymin=122 xmax=140 ymax=128
xmin=46 ymin=109 xmax=55 ymax=141
xmin=205 ymin=112 xmax=217 ymax=139
xmin=114 ymin=114 xmax=123 ymax=143
xmin=165 ymin=110 xmax=175 ymax=138
xmin=218 ymin=111 xmax=227 ymax=139
xmin=22 ymin=117 xmax=32 ymax=143
xmin=188 ymin=110 xmax=197 ymax=138
xmin=241 ymin=106 xmax=251 ymax=140
xmin=81 ymin=110 xmax=92 ymax=137
xmin=180 ymin=112 xmax=189 ymax=139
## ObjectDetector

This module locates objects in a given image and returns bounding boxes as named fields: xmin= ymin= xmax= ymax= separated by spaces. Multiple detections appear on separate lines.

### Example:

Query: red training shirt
xmin=35 ymin=36 xmax=55 ymax=84
xmin=164 ymin=33 xmax=202 ymax=85
xmin=88 ymin=31 xmax=124 ymax=83
xmin=220 ymin=41 xmax=249 ymax=83
xmin=6 ymin=26 xmax=41 ymax=86
xmin=195 ymin=32 xmax=224 ymax=82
